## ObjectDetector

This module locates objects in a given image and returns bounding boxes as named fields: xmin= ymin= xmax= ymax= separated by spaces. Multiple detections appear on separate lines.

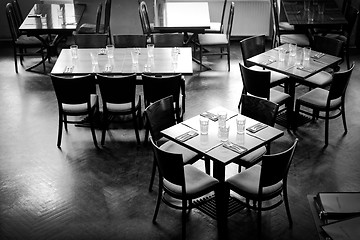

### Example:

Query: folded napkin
xmin=175 ymin=131 xmax=198 ymax=142
xmin=261 ymin=58 xmax=276 ymax=65
xmin=247 ymin=122 xmax=268 ymax=133
xmin=312 ymin=53 xmax=325 ymax=59
xmin=200 ymin=111 xmax=218 ymax=121
xmin=297 ymin=66 xmax=315 ymax=73
xmin=223 ymin=142 xmax=247 ymax=154
xmin=63 ymin=66 xmax=74 ymax=73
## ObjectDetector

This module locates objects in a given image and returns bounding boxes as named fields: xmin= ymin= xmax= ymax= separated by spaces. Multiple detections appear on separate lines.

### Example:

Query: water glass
xmin=218 ymin=111 xmax=227 ymax=127
xmin=90 ymin=52 xmax=98 ymax=65
xmin=289 ymin=43 xmax=297 ymax=57
xmin=303 ymin=47 xmax=311 ymax=61
xmin=40 ymin=14 xmax=47 ymax=26
xmin=106 ymin=45 xmax=114 ymax=58
xmin=219 ymin=125 xmax=230 ymax=142
xmin=147 ymin=44 xmax=154 ymax=58
xmin=295 ymin=49 xmax=303 ymax=66
xmin=70 ymin=45 xmax=78 ymax=59
xmin=278 ymin=47 xmax=286 ymax=62
xmin=236 ymin=115 xmax=246 ymax=134
xmin=199 ymin=117 xmax=209 ymax=135
xmin=131 ymin=49 xmax=139 ymax=65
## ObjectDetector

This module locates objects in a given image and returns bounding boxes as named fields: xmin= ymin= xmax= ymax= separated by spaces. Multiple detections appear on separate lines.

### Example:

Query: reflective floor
xmin=0 ymin=40 xmax=360 ymax=240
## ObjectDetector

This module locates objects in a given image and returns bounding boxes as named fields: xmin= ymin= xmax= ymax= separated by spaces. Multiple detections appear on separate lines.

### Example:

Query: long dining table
xmin=19 ymin=3 xmax=86 ymax=70
xmin=161 ymin=106 xmax=284 ymax=236
xmin=51 ymin=47 xmax=193 ymax=78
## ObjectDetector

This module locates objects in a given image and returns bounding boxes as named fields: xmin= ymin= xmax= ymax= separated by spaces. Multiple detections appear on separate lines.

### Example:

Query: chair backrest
xmin=144 ymin=96 xmax=177 ymax=142
xmin=50 ymin=74 xmax=96 ymax=107
xmin=327 ymin=63 xmax=355 ymax=103
xmin=149 ymin=136 xmax=185 ymax=188
xmin=103 ymin=0 xmax=112 ymax=33
xmin=139 ymin=1 xmax=151 ymax=36
xmin=259 ymin=138 xmax=298 ymax=190
xmin=142 ymin=74 xmax=184 ymax=120
xmin=6 ymin=3 xmax=21 ymax=41
xmin=343 ymin=5 xmax=359 ymax=38
xmin=113 ymin=34 xmax=147 ymax=48
xmin=219 ymin=0 xmax=228 ymax=33
xmin=271 ymin=0 xmax=281 ymax=46
xmin=225 ymin=2 xmax=235 ymax=39
xmin=239 ymin=63 xmax=271 ymax=100
xmin=240 ymin=35 xmax=266 ymax=68
xmin=12 ymin=0 xmax=23 ymax=28
xmin=240 ymin=94 xmax=279 ymax=127
xmin=96 ymin=73 xmax=137 ymax=107
xmin=95 ymin=3 xmax=103 ymax=33
xmin=73 ymin=33 xmax=108 ymax=48
xmin=312 ymin=35 xmax=344 ymax=57
xmin=153 ymin=33 xmax=184 ymax=47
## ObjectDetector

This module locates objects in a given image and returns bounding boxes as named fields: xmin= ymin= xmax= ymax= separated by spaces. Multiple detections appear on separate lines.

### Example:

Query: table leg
xmin=285 ymin=77 xmax=296 ymax=129
xmin=213 ymin=161 xmax=228 ymax=239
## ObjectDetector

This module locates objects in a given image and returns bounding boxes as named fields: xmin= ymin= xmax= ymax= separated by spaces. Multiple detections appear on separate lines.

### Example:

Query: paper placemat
xmin=247 ymin=122 xmax=268 ymax=133
xmin=175 ymin=130 xmax=198 ymax=142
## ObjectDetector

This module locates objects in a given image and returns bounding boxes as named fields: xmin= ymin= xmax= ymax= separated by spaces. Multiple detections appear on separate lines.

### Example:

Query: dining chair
xmin=73 ymin=33 xmax=108 ymax=48
xmin=113 ymin=34 xmax=147 ymax=48
xmin=6 ymin=2 xmax=46 ymax=73
xmin=149 ymin=135 xmax=218 ymax=240
xmin=239 ymin=63 xmax=292 ymax=129
xmin=205 ymin=0 xmax=227 ymax=33
xmin=301 ymin=35 xmax=344 ymax=89
xmin=197 ymin=2 xmax=235 ymax=71
xmin=226 ymin=138 xmax=298 ymax=231
xmin=235 ymin=94 xmax=279 ymax=172
xmin=239 ymin=35 xmax=289 ymax=91
xmin=294 ymin=63 xmax=355 ymax=147
xmin=144 ymin=96 xmax=209 ymax=192
xmin=12 ymin=0 xmax=23 ymax=29
xmin=78 ymin=3 xmax=102 ymax=34
xmin=142 ymin=74 xmax=186 ymax=144
xmin=96 ymin=73 xmax=142 ymax=145
xmin=50 ymin=74 xmax=99 ymax=148
xmin=78 ymin=0 xmax=112 ymax=44
xmin=325 ymin=5 xmax=359 ymax=69
xmin=271 ymin=0 xmax=310 ymax=48
xmin=152 ymin=33 xmax=184 ymax=47
xmin=138 ymin=1 xmax=159 ymax=42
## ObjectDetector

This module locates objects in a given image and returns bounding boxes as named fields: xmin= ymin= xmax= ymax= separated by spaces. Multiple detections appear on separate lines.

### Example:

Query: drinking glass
xmin=236 ymin=115 xmax=246 ymax=134
xmin=218 ymin=111 xmax=227 ymax=127
xmin=219 ymin=125 xmax=230 ymax=142
xmin=147 ymin=44 xmax=154 ymax=58
xmin=289 ymin=43 xmax=297 ymax=57
xmin=278 ymin=47 xmax=286 ymax=62
xmin=131 ymin=49 xmax=139 ymax=65
xmin=106 ymin=45 xmax=114 ymax=58
xmin=303 ymin=47 xmax=311 ymax=61
xmin=40 ymin=14 xmax=47 ymax=26
xmin=199 ymin=117 xmax=209 ymax=135
xmin=70 ymin=45 xmax=78 ymax=59
xmin=90 ymin=52 xmax=98 ymax=65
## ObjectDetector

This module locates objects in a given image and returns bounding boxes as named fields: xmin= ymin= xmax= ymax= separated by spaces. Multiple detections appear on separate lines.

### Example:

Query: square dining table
xmin=161 ymin=106 xmax=284 ymax=234
xmin=51 ymin=47 xmax=193 ymax=78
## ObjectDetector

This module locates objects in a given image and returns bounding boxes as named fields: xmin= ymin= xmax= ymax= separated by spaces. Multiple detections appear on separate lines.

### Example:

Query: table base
xmin=194 ymin=194 xmax=246 ymax=219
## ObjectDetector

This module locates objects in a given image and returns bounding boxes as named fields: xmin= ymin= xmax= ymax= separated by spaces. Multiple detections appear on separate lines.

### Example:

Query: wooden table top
xmin=161 ymin=106 xmax=284 ymax=166
xmin=153 ymin=0 xmax=211 ymax=32
xmin=247 ymin=44 xmax=342 ymax=80
xmin=51 ymin=47 xmax=193 ymax=76
xmin=19 ymin=3 xmax=85 ymax=35
xmin=282 ymin=0 xmax=347 ymax=27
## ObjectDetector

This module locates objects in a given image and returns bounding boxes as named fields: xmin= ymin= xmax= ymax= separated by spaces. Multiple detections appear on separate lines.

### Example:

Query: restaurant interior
xmin=1 ymin=0 xmax=360 ymax=239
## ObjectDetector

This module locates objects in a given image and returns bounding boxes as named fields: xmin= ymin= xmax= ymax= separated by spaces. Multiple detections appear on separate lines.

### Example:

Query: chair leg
xmin=13 ymin=48 xmax=18 ymax=73
xmin=199 ymin=46 xmax=203 ymax=71
xmin=257 ymin=201 xmax=262 ymax=232
xmin=152 ymin=179 xmax=163 ymax=223
xmin=325 ymin=111 xmax=329 ymax=147
xmin=101 ymin=111 xmax=108 ymax=145
xmin=204 ymin=157 xmax=211 ymax=175
xmin=283 ymin=188 xmax=293 ymax=228
xmin=89 ymin=113 xmax=98 ymax=148
xmin=341 ymin=103 xmax=347 ymax=134
xmin=293 ymin=102 xmax=300 ymax=131
xmin=64 ymin=115 xmax=68 ymax=131
xmin=227 ymin=46 xmax=230 ymax=71
xmin=132 ymin=111 xmax=141 ymax=145
xmin=149 ymin=158 xmax=157 ymax=192
xmin=57 ymin=112 xmax=63 ymax=148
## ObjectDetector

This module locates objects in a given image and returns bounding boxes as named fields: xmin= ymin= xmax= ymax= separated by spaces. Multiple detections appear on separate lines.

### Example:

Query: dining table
xmin=247 ymin=43 xmax=343 ymax=127
xmin=282 ymin=0 xmax=347 ymax=29
xmin=161 ymin=106 xmax=284 ymax=235
xmin=50 ymin=47 xmax=193 ymax=78
xmin=19 ymin=3 xmax=86 ymax=70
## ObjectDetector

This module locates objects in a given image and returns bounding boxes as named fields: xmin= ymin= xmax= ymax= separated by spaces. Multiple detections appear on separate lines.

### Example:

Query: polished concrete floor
xmin=0 ymin=41 xmax=360 ymax=240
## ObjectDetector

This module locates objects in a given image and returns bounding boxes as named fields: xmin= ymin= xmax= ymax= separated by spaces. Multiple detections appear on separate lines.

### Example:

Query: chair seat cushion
xmin=205 ymin=22 xmax=221 ymax=33
xmin=249 ymin=66 xmax=288 ymax=86
xmin=280 ymin=34 xmax=310 ymax=47
xmin=78 ymin=23 xmax=107 ymax=34
xmin=164 ymin=165 xmax=218 ymax=196
xmin=279 ymin=21 xmax=295 ymax=31
xmin=198 ymin=33 xmax=228 ymax=45
xmin=238 ymin=146 xmax=267 ymax=167
xmin=226 ymin=164 xmax=282 ymax=196
xmin=62 ymin=94 xmax=98 ymax=114
xmin=160 ymin=141 xmax=199 ymax=164
xmin=302 ymin=71 xmax=333 ymax=88
xmin=106 ymin=97 xmax=141 ymax=113
xmin=270 ymin=89 xmax=290 ymax=105
xmin=297 ymin=88 xmax=341 ymax=110
xmin=16 ymin=35 xmax=45 ymax=46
